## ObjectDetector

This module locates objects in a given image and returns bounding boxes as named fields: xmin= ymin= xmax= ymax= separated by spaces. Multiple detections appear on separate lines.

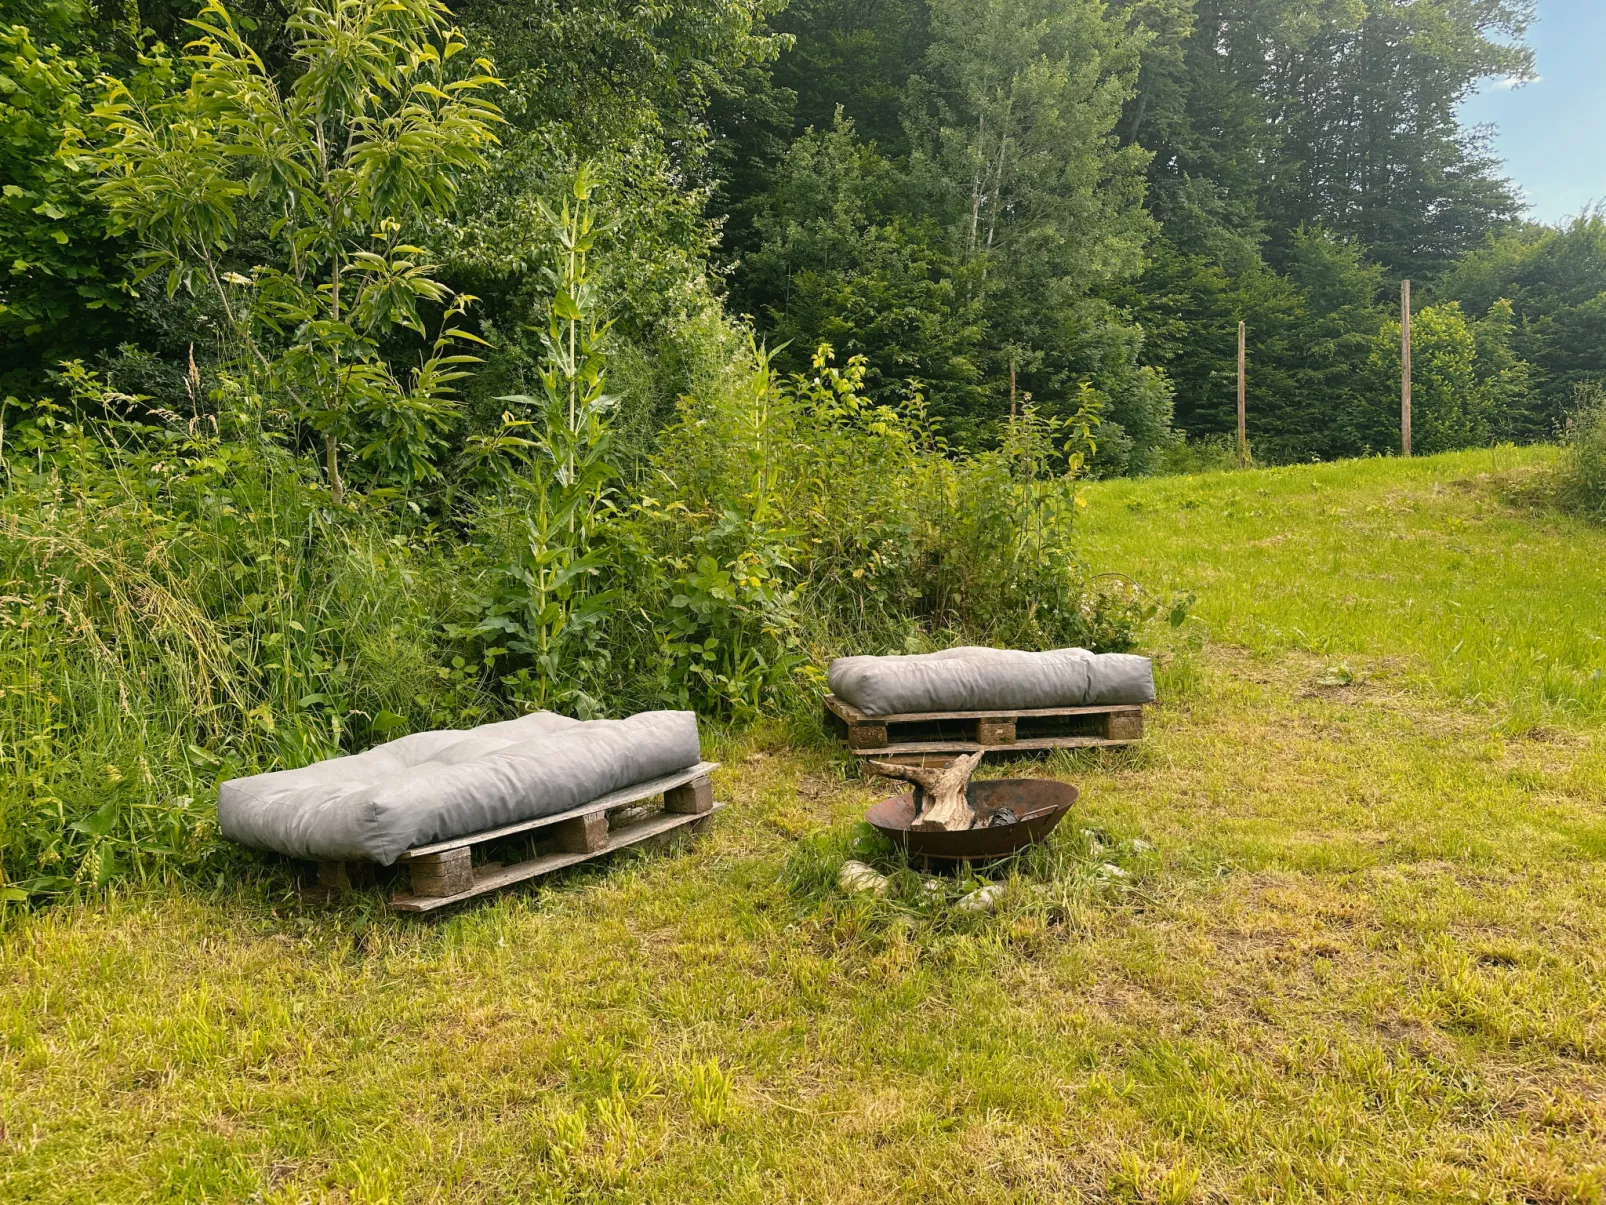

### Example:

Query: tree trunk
xmin=867 ymin=752 xmax=984 ymax=832
xmin=325 ymin=432 xmax=344 ymax=506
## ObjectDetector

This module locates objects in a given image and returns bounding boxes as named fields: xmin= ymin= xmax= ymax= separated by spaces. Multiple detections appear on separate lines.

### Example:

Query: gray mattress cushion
xmin=218 ymin=710 xmax=701 ymax=865
xmin=827 ymin=647 xmax=1155 ymax=716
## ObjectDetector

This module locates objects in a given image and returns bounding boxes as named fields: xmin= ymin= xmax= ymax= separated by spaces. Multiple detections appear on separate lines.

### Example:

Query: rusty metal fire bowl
xmin=866 ymin=778 xmax=1078 ymax=863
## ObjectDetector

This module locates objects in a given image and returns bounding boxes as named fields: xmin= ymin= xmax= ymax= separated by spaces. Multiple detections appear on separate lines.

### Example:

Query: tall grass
xmin=0 ymin=395 xmax=484 ymax=900
xmin=1556 ymin=382 xmax=1606 ymax=521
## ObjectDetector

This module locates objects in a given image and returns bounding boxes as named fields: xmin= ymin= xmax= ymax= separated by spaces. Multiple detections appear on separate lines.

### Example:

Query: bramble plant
xmin=89 ymin=0 xmax=503 ymax=502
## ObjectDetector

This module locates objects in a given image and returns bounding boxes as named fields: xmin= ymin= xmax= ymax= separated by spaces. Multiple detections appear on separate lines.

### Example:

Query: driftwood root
xmin=866 ymin=751 xmax=984 ymax=831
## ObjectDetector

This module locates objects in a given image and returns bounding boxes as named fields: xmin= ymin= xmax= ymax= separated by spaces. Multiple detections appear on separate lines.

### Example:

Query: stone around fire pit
xmin=957 ymin=882 xmax=1004 ymax=912
xmin=839 ymin=860 xmax=888 ymax=896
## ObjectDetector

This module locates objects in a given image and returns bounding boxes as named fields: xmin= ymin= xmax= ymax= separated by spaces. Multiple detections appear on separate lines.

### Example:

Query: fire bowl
xmin=865 ymin=778 xmax=1078 ymax=864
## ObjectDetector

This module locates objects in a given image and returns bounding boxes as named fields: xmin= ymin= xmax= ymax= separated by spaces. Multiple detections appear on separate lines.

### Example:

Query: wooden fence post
xmin=1401 ymin=280 xmax=1413 ymax=457
xmin=1237 ymin=319 xmax=1247 ymax=468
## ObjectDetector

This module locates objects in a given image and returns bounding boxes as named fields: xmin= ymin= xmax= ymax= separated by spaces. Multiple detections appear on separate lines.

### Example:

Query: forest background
xmin=3 ymin=0 xmax=1605 ymax=900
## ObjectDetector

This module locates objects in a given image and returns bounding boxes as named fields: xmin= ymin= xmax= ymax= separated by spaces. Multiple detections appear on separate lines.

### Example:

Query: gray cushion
xmin=218 ymin=710 xmax=702 ymax=865
xmin=827 ymin=647 xmax=1155 ymax=716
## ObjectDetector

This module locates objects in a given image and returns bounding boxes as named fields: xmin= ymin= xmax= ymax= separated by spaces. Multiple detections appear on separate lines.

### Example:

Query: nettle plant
xmin=90 ymin=0 xmax=503 ymax=502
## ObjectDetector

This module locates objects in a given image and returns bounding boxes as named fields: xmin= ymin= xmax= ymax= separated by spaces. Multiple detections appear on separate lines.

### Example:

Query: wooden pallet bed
xmin=824 ymin=695 xmax=1143 ymax=762
xmin=313 ymin=762 xmax=722 ymax=913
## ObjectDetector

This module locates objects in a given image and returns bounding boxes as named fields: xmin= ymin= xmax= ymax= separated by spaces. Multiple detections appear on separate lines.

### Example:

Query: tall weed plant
xmin=0 ymin=372 xmax=483 ymax=902
xmin=1557 ymin=382 xmax=1606 ymax=521
xmin=461 ymin=168 xmax=623 ymax=716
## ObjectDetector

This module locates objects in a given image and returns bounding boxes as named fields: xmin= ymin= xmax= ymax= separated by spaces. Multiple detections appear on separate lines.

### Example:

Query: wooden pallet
xmin=314 ymin=762 xmax=721 ymax=913
xmin=823 ymin=695 xmax=1143 ymax=761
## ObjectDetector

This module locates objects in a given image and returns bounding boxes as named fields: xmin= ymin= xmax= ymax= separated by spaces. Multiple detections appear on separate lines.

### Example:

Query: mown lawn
xmin=4 ymin=448 xmax=1605 ymax=1203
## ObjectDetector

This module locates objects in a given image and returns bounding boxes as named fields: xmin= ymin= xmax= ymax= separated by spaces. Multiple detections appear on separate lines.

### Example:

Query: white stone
xmin=839 ymin=860 xmax=888 ymax=896
xmin=957 ymin=882 xmax=1005 ymax=912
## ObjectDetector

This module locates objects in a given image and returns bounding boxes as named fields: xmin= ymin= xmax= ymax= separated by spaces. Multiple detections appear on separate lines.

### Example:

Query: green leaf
xmin=552 ymin=290 xmax=581 ymax=321
xmin=369 ymin=710 xmax=408 ymax=735
xmin=1168 ymin=592 xmax=1196 ymax=628
xmin=71 ymin=801 xmax=120 ymax=838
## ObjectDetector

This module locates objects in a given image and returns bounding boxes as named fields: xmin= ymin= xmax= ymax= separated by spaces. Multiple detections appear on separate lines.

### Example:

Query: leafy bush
xmin=638 ymin=345 xmax=1158 ymax=714
xmin=1361 ymin=303 xmax=1493 ymax=455
xmin=458 ymin=332 xmax=1163 ymax=724
xmin=1556 ymin=382 xmax=1606 ymax=522
xmin=0 ymin=20 xmax=140 ymax=391
xmin=0 ymin=370 xmax=486 ymax=902
xmin=90 ymin=0 xmax=503 ymax=502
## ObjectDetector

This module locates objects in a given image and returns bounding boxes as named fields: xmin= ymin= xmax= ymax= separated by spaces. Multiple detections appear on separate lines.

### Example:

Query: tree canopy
xmin=2 ymin=0 xmax=1599 ymax=467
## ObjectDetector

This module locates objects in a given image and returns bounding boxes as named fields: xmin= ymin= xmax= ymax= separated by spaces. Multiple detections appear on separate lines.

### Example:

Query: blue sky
xmin=1459 ymin=0 xmax=1606 ymax=226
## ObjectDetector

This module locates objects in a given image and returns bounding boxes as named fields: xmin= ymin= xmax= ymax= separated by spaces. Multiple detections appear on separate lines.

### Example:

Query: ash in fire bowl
xmin=866 ymin=778 xmax=1078 ymax=863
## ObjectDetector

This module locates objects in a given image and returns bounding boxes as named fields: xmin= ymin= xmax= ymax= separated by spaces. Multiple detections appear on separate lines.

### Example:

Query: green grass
xmin=4 ymin=448 xmax=1606 ymax=1203
xmin=1081 ymin=445 xmax=1606 ymax=727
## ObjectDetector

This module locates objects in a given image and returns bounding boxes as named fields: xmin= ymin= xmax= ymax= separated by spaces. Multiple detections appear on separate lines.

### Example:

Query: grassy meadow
xmin=1081 ymin=445 xmax=1606 ymax=729
xmin=4 ymin=447 xmax=1606 ymax=1203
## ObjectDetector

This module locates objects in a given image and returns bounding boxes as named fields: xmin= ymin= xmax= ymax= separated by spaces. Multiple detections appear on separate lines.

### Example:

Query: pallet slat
xmin=397 ymin=762 xmax=720 ymax=860
xmin=854 ymin=735 xmax=1134 ymax=756
xmin=389 ymin=804 xmax=724 ymax=913
xmin=824 ymin=695 xmax=1143 ymax=724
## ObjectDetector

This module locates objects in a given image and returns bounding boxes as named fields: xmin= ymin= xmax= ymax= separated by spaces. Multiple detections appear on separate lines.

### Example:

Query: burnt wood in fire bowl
xmin=866 ymin=778 xmax=1077 ymax=864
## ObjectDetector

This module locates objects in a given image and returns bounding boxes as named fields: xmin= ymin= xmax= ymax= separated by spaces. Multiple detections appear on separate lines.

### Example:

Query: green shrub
xmin=0 ymin=20 xmax=139 ymax=392
xmin=639 ymin=344 xmax=1158 ymax=714
xmin=1556 ymin=382 xmax=1606 ymax=522
xmin=90 ymin=0 xmax=503 ymax=503
xmin=0 ymin=340 xmax=1172 ymax=907
xmin=0 ymin=370 xmax=486 ymax=902
xmin=1155 ymin=435 xmax=1242 ymax=476
xmin=458 ymin=335 xmax=1165 ymax=724
xmin=1362 ymin=302 xmax=1492 ymax=455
